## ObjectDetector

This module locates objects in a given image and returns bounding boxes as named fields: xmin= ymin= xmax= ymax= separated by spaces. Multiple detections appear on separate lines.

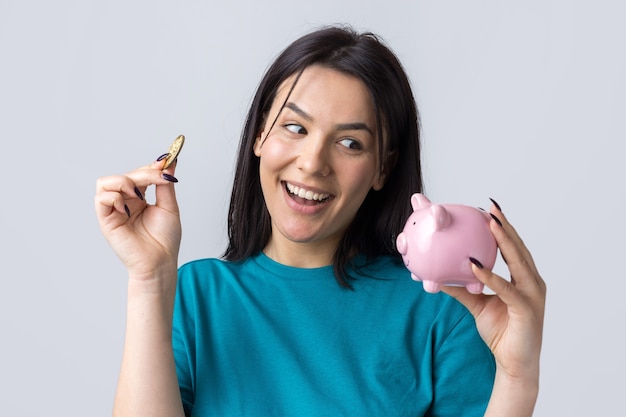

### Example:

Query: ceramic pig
xmin=396 ymin=193 xmax=497 ymax=294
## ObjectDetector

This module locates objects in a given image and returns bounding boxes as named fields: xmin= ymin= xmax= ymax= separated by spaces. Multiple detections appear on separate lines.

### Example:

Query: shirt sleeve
xmin=427 ymin=309 xmax=496 ymax=417
xmin=172 ymin=266 xmax=196 ymax=417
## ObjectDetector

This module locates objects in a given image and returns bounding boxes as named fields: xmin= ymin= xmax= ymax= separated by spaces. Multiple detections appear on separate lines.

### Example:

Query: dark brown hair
xmin=223 ymin=25 xmax=423 ymax=288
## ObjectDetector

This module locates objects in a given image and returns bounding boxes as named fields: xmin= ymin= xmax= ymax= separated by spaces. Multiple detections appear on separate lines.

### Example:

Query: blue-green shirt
xmin=173 ymin=253 xmax=495 ymax=416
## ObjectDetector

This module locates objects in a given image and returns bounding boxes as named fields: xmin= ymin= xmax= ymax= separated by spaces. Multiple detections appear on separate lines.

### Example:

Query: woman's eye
xmin=338 ymin=138 xmax=363 ymax=150
xmin=285 ymin=124 xmax=306 ymax=135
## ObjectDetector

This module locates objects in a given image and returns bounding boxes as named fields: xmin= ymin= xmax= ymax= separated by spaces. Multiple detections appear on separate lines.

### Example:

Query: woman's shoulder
xmin=178 ymin=256 xmax=236 ymax=271
xmin=354 ymin=255 xmax=472 ymax=312
xmin=350 ymin=254 xmax=423 ymax=288
xmin=353 ymin=254 xmax=407 ymax=276
xmin=177 ymin=256 xmax=252 ymax=280
xmin=176 ymin=252 xmax=299 ymax=286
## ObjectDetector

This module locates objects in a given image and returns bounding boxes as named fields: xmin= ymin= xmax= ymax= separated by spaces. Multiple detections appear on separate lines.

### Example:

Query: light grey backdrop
xmin=1 ymin=0 xmax=624 ymax=415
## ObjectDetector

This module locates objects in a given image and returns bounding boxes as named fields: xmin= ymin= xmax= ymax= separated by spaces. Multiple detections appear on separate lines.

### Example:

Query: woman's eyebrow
xmin=284 ymin=102 xmax=312 ymax=121
xmin=335 ymin=122 xmax=374 ymax=136
xmin=284 ymin=102 xmax=374 ymax=135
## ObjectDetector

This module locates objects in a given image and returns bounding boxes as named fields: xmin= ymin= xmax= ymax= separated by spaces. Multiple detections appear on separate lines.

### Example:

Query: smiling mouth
xmin=284 ymin=182 xmax=332 ymax=205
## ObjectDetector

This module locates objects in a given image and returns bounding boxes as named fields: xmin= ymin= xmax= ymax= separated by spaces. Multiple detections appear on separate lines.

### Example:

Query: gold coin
xmin=163 ymin=134 xmax=185 ymax=169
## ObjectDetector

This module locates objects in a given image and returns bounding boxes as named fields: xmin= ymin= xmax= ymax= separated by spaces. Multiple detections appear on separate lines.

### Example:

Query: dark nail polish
xmin=478 ymin=207 xmax=486 ymax=212
xmin=469 ymin=257 xmax=484 ymax=269
xmin=124 ymin=204 xmax=131 ymax=218
xmin=134 ymin=186 xmax=144 ymax=201
xmin=162 ymin=173 xmax=178 ymax=183
xmin=490 ymin=213 xmax=503 ymax=227
xmin=157 ymin=153 xmax=170 ymax=162
xmin=489 ymin=197 xmax=502 ymax=211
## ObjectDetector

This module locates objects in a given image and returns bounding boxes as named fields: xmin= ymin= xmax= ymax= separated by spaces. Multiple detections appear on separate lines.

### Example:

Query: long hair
xmin=223 ymin=26 xmax=423 ymax=288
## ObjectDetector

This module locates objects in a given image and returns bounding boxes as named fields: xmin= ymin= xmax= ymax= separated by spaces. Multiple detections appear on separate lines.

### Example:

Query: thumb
xmin=154 ymin=159 xmax=180 ymax=214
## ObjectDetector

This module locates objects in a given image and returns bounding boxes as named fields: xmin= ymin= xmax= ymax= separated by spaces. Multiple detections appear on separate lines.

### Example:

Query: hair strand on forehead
xmin=259 ymin=66 xmax=306 ymax=147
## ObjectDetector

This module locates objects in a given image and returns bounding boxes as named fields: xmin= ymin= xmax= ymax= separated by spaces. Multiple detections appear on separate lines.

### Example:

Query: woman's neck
xmin=262 ymin=236 xmax=338 ymax=268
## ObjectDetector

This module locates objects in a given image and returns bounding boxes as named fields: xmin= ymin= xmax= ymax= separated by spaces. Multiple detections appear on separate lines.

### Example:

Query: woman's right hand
xmin=95 ymin=156 xmax=182 ymax=281
xmin=98 ymin=156 xmax=187 ymax=417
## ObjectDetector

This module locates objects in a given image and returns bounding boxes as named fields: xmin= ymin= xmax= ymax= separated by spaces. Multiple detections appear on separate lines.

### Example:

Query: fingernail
xmin=490 ymin=213 xmax=503 ymax=227
xmin=478 ymin=207 xmax=486 ymax=212
xmin=489 ymin=197 xmax=502 ymax=211
xmin=469 ymin=257 xmax=484 ymax=269
xmin=134 ymin=186 xmax=144 ymax=201
xmin=124 ymin=204 xmax=131 ymax=218
xmin=162 ymin=173 xmax=178 ymax=183
xmin=157 ymin=153 xmax=169 ymax=162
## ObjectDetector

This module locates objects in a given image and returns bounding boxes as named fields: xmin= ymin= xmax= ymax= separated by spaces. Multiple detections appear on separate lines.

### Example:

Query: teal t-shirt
xmin=173 ymin=253 xmax=495 ymax=416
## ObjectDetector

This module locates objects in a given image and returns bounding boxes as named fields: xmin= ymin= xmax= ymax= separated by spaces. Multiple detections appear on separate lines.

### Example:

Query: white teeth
xmin=286 ymin=182 xmax=329 ymax=201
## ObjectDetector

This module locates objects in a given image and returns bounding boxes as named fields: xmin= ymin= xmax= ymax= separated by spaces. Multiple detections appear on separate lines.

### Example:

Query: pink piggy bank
xmin=396 ymin=193 xmax=497 ymax=294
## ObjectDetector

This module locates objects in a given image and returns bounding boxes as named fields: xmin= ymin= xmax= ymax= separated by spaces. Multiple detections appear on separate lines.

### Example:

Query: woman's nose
xmin=297 ymin=136 xmax=331 ymax=177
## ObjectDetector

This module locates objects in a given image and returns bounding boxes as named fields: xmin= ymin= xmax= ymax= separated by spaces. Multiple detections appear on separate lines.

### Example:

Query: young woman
xmin=95 ymin=26 xmax=546 ymax=416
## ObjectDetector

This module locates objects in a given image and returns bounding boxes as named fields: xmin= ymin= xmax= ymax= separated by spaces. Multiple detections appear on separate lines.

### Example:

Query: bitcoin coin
xmin=163 ymin=134 xmax=185 ymax=169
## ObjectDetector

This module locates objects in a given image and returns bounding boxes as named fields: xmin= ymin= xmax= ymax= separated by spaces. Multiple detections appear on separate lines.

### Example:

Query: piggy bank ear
xmin=431 ymin=205 xmax=452 ymax=231
xmin=410 ymin=193 xmax=432 ymax=211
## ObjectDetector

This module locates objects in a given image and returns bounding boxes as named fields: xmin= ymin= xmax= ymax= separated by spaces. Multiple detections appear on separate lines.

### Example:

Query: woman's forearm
xmin=112 ymin=269 xmax=185 ymax=417
xmin=484 ymin=367 xmax=540 ymax=417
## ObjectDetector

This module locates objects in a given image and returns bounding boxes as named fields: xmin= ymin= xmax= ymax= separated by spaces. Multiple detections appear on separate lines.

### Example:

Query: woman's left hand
xmin=442 ymin=200 xmax=547 ymax=385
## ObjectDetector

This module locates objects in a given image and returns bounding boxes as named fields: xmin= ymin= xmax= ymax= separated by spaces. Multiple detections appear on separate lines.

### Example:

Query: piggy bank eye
xmin=413 ymin=221 xmax=416 ymax=225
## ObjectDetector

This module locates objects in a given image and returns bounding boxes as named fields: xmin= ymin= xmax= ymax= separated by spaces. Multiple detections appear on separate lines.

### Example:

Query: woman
xmin=95 ymin=26 xmax=545 ymax=416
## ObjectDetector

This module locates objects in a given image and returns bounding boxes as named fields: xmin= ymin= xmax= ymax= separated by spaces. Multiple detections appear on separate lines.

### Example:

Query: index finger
xmin=490 ymin=206 xmax=542 ymax=289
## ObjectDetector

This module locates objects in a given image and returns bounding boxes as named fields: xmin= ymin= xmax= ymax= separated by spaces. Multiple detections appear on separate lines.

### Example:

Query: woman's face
xmin=254 ymin=65 xmax=388 ymax=266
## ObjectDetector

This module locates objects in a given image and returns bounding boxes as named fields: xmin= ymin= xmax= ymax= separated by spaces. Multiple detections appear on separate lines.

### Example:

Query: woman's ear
xmin=373 ymin=150 xmax=398 ymax=191
xmin=254 ymin=113 xmax=269 ymax=157
xmin=253 ymin=132 xmax=264 ymax=157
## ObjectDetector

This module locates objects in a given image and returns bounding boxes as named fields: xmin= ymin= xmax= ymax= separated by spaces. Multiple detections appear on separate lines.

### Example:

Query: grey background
xmin=1 ymin=0 xmax=624 ymax=415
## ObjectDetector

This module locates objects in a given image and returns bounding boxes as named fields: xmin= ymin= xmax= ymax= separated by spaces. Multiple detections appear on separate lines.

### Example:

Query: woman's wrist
xmin=485 ymin=366 xmax=540 ymax=417
xmin=127 ymin=262 xmax=178 ymax=302
xmin=127 ymin=259 xmax=177 ymax=283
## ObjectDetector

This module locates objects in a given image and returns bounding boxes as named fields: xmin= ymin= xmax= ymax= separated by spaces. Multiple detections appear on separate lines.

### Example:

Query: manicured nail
xmin=157 ymin=153 xmax=169 ymax=162
xmin=490 ymin=213 xmax=503 ymax=227
xmin=134 ymin=186 xmax=143 ymax=201
xmin=469 ymin=257 xmax=484 ymax=269
xmin=478 ymin=207 xmax=486 ymax=212
xmin=124 ymin=204 xmax=131 ymax=218
xmin=162 ymin=173 xmax=178 ymax=183
xmin=489 ymin=197 xmax=502 ymax=211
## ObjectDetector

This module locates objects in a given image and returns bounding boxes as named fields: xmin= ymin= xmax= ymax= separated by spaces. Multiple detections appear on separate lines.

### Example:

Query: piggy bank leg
xmin=466 ymin=282 xmax=484 ymax=294
xmin=422 ymin=281 xmax=442 ymax=293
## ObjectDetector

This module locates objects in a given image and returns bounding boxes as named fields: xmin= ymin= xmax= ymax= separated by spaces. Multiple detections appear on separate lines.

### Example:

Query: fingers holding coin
xmin=162 ymin=134 xmax=185 ymax=170
xmin=94 ymin=173 xmax=147 ymax=227
xmin=95 ymin=135 xmax=186 ymax=225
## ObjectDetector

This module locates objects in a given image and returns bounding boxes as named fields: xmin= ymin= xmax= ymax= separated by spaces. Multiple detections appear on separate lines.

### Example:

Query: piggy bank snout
xmin=396 ymin=233 xmax=409 ymax=255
